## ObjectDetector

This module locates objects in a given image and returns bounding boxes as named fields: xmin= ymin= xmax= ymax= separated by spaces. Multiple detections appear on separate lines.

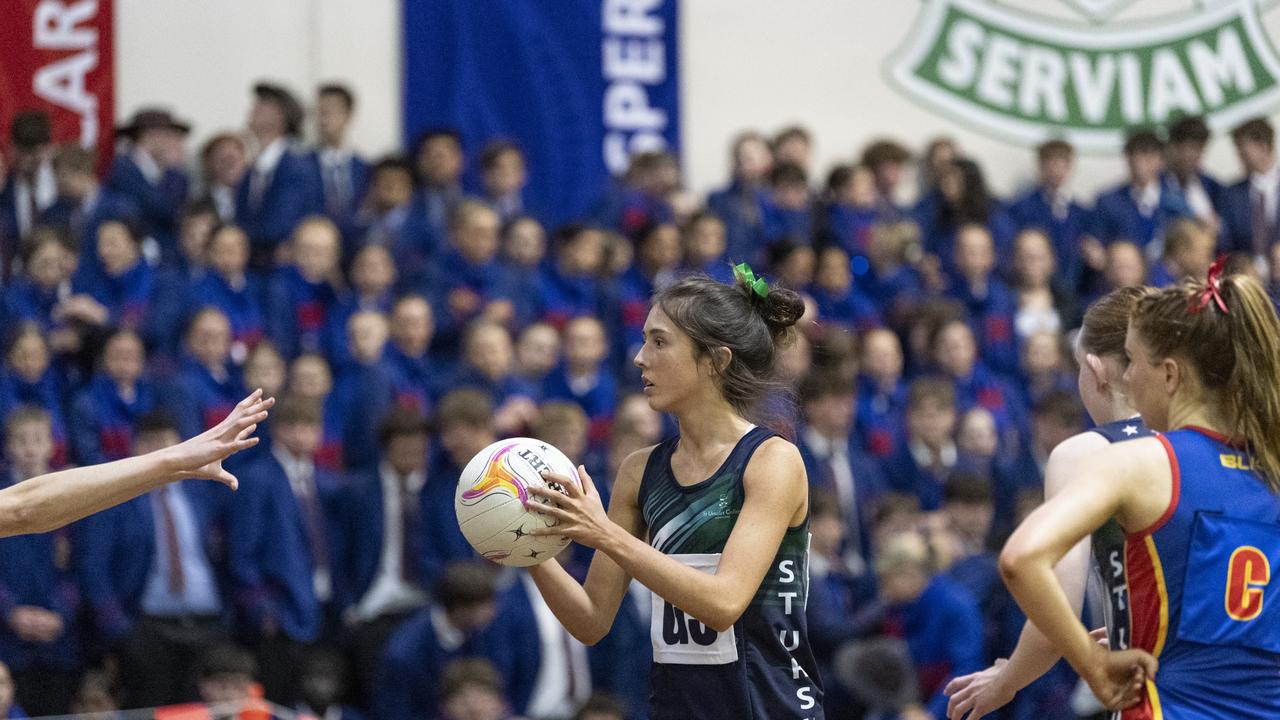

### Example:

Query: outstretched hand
xmin=526 ymin=465 xmax=613 ymax=548
xmin=164 ymin=390 xmax=275 ymax=489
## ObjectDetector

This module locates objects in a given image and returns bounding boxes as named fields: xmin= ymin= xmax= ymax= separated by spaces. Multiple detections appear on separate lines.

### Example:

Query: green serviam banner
xmin=886 ymin=0 xmax=1280 ymax=150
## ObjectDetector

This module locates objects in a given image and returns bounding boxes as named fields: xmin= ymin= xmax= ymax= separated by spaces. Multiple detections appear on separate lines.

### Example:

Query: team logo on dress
xmin=460 ymin=443 xmax=529 ymax=504
xmin=886 ymin=0 xmax=1280 ymax=150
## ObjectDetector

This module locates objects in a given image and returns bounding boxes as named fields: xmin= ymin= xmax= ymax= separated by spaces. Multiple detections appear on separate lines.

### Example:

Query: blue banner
xmin=403 ymin=0 xmax=680 ymax=227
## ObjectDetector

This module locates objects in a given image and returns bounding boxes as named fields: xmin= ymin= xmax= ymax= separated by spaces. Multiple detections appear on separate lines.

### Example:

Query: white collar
xmin=253 ymin=137 xmax=288 ymax=175
xmin=1250 ymin=163 xmax=1279 ymax=192
xmin=910 ymin=439 xmax=957 ymax=470
xmin=132 ymin=147 xmax=163 ymax=185
xmin=802 ymin=426 xmax=846 ymax=457
xmin=380 ymin=460 xmax=425 ymax=495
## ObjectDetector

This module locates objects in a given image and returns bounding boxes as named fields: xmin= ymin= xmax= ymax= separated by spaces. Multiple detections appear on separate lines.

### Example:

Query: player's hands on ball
xmin=1083 ymin=644 xmax=1157 ymax=712
xmin=525 ymin=466 xmax=612 ymax=548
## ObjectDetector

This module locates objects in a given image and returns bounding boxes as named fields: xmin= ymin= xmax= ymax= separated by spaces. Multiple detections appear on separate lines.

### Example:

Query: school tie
xmin=399 ymin=482 xmax=420 ymax=584
xmin=157 ymin=486 xmax=185 ymax=594
xmin=298 ymin=473 xmax=330 ymax=577
xmin=1253 ymin=186 xmax=1269 ymax=258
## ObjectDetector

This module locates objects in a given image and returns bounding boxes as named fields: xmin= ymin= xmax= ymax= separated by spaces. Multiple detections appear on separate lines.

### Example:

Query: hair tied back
xmin=1189 ymin=255 xmax=1230 ymax=315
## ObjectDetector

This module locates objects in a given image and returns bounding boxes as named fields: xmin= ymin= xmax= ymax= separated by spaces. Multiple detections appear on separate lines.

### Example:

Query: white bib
xmin=650 ymin=553 xmax=739 ymax=665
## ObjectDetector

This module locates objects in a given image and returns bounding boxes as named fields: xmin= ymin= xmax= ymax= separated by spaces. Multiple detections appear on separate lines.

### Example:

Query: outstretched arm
xmin=999 ymin=438 xmax=1170 ymax=713
xmin=0 ymin=390 xmax=273 ymax=538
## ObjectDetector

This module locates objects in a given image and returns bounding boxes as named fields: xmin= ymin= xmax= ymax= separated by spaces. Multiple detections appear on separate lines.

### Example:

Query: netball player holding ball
xmin=523 ymin=266 xmax=824 ymax=719
xmin=1001 ymin=261 xmax=1280 ymax=718
xmin=946 ymin=287 xmax=1154 ymax=719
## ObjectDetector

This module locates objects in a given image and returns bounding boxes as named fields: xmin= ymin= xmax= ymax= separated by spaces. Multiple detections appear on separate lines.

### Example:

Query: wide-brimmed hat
xmin=833 ymin=636 xmax=920 ymax=712
xmin=253 ymin=82 xmax=304 ymax=137
xmin=116 ymin=107 xmax=191 ymax=140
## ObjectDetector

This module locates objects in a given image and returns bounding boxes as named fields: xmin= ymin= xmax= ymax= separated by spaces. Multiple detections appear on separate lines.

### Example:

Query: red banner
xmin=0 ymin=0 xmax=114 ymax=172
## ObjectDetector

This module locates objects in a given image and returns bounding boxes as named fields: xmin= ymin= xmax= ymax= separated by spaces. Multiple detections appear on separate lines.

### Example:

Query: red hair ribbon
xmin=1190 ymin=255 xmax=1229 ymax=315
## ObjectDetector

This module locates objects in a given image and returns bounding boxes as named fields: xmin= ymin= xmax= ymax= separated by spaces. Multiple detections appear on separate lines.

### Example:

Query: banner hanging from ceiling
xmin=0 ymin=0 xmax=115 ymax=171
xmin=402 ymin=0 xmax=680 ymax=225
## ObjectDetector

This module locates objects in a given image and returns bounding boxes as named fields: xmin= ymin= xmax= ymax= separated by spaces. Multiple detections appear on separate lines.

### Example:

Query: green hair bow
xmin=734 ymin=262 xmax=769 ymax=299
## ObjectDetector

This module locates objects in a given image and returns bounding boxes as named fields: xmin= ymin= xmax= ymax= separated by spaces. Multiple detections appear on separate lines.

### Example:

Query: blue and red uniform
xmin=1122 ymin=427 xmax=1280 ymax=719
xmin=189 ymin=272 xmax=268 ymax=352
xmin=266 ymin=266 xmax=344 ymax=359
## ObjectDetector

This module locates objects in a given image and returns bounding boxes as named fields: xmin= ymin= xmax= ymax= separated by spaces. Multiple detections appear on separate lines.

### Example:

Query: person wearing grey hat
xmin=104 ymin=106 xmax=191 ymax=264
xmin=237 ymin=81 xmax=322 ymax=268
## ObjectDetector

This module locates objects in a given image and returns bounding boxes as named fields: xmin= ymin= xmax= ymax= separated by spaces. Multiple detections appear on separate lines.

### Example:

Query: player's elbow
xmin=570 ymin=619 xmax=609 ymax=647
xmin=997 ymin=543 xmax=1033 ymax=586
xmin=703 ymin=597 xmax=750 ymax=633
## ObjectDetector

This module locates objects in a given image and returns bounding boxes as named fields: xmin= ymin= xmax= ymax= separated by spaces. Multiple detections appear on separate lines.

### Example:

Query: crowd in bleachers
xmin=0 ymin=76 xmax=1278 ymax=720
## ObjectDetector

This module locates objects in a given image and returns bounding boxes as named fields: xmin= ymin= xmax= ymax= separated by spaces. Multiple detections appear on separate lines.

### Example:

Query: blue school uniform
xmin=426 ymin=250 xmax=517 ymax=359
xmin=0 ymin=369 xmax=69 ymax=466
xmin=41 ymin=190 xmax=140 ymax=285
xmin=825 ymin=203 xmax=879 ymax=256
xmin=266 ymin=267 xmax=344 ymax=359
xmin=0 ymin=474 xmax=81 ymax=672
xmin=948 ymin=279 xmax=1020 ymax=376
xmin=69 ymin=375 xmax=155 ymax=465
xmin=372 ymin=604 xmax=496 ymax=720
xmin=219 ymin=446 xmax=322 ymax=643
xmin=303 ymin=150 xmax=370 ymax=237
xmin=417 ymin=452 xmax=481 ymax=587
xmin=882 ymin=575 xmax=984 ymax=719
xmin=542 ymin=365 xmax=617 ymax=447
xmin=810 ymin=285 xmax=881 ymax=334
xmin=1090 ymin=181 xmax=1192 ymax=257
xmin=104 ymin=154 xmax=188 ymax=259
xmin=189 ymin=272 xmax=268 ymax=351
xmin=856 ymin=375 xmax=907 ymax=459
xmin=707 ymin=181 xmax=767 ymax=266
xmin=74 ymin=260 xmax=154 ymax=331
xmin=913 ymin=193 xmax=1017 ymax=273
xmin=760 ymin=198 xmax=814 ymax=245
xmin=538 ymin=264 xmax=604 ymax=330
xmin=1218 ymin=176 xmax=1280 ymax=255
xmin=329 ymin=360 xmax=397 ymax=471
xmin=591 ymin=183 xmax=674 ymax=237
xmin=4 ymin=278 xmax=66 ymax=331
xmin=324 ymin=292 xmax=393 ymax=370
xmin=952 ymin=363 xmax=1028 ymax=451
xmin=1008 ymin=185 xmax=1093 ymax=290
xmin=380 ymin=342 xmax=438 ymax=417
xmin=330 ymin=469 xmax=426 ymax=615
xmin=164 ymin=357 xmax=244 ymax=439
xmin=235 ymin=146 xmax=321 ymax=257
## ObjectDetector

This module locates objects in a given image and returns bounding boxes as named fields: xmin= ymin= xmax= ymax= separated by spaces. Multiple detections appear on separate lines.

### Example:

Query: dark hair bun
xmin=736 ymin=276 xmax=805 ymax=343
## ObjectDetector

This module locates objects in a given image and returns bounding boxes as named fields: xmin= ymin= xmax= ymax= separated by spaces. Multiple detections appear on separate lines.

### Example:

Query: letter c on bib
xmin=1225 ymin=545 xmax=1269 ymax=622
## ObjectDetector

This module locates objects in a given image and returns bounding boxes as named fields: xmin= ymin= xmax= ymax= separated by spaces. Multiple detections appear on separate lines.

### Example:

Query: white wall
xmin=115 ymin=0 xmax=1280 ymax=201
xmin=114 ymin=0 xmax=401 ymax=160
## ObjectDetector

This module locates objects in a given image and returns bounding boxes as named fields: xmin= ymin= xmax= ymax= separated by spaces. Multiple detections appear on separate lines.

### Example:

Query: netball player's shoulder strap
xmin=1090 ymin=418 xmax=1153 ymax=444
xmin=636 ymin=436 xmax=679 ymax=516
xmin=730 ymin=426 xmax=778 ymax=474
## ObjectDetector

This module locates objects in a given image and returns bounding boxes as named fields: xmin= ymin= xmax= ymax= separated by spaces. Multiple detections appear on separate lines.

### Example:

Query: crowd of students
xmin=0 ymin=76 xmax=1277 ymax=720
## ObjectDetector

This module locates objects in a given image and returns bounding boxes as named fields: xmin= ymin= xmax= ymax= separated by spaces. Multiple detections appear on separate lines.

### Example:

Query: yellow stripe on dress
xmin=1144 ymin=535 xmax=1169 ymax=658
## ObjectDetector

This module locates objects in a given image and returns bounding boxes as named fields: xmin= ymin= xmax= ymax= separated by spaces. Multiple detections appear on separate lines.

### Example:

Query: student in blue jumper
xmin=336 ymin=408 xmax=433 ymax=701
xmin=930 ymin=318 xmax=1028 ymax=455
xmin=43 ymin=145 xmax=139 ymax=286
xmin=373 ymin=562 xmax=501 ymax=720
xmin=860 ymin=139 xmax=913 ymax=221
xmin=861 ymin=220 xmax=929 ymax=323
xmin=543 ymin=317 xmax=617 ymax=449
xmin=590 ymin=151 xmax=679 ymax=238
xmin=147 ymin=201 xmax=219 ymax=360
xmin=0 ymin=407 xmax=82 ymax=715
xmin=707 ymin=132 xmax=772 ymax=266
xmin=428 ymin=201 xmax=518 ymax=362
xmin=539 ymin=223 xmax=608 ymax=331
xmin=106 ymin=108 xmax=190 ymax=262
xmin=382 ymin=294 xmax=439 ymax=416
xmin=72 ymin=411 xmax=231 ymax=708
xmin=679 ymin=210 xmax=733 ymax=283
xmin=190 ymin=223 xmax=267 ymax=360
xmin=760 ymin=162 xmax=814 ymax=245
xmin=1218 ymin=117 xmax=1279 ymax=258
xmin=948 ymin=224 xmax=1019 ymax=376
xmin=1149 ymin=217 xmax=1215 ymax=288
xmin=822 ymin=164 xmax=880 ymax=257
xmin=1008 ymin=140 xmax=1094 ymax=294
xmin=499 ymin=215 xmax=548 ymax=275
xmin=352 ymin=156 xmax=427 ymax=283
xmin=875 ymin=530 xmax=984 ymax=719
xmin=1164 ymin=115 xmax=1225 ymax=229
xmin=613 ymin=220 xmax=682 ymax=376
xmin=71 ymin=219 xmax=154 ymax=333
xmin=287 ymin=353 xmax=346 ymax=470
xmin=420 ymin=390 xmax=497 ymax=586
xmin=0 ymin=328 xmax=68 ymax=467
xmin=4 ymin=229 xmax=75 ymax=333
xmin=267 ymin=216 xmax=347 ymax=359
xmin=236 ymin=83 xmax=319 ymax=267
xmin=326 ymin=243 xmax=397 ymax=370
xmin=217 ymin=404 xmax=328 ymax=706
xmin=514 ymin=322 xmax=561 ymax=391
xmin=480 ymin=140 xmax=529 ymax=224
xmin=306 ymin=83 xmax=369 ymax=238
xmin=1090 ymin=129 xmax=1192 ymax=262
xmin=857 ymin=328 xmax=909 ymax=460
xmin=69 ymin=330 xmax=155 ymax=465
xmin=452 ymin=322 xmax=539 ymax=437
xmin=914 ymin=157 xmax=1017 ymax=277
xmin=331 ymin=311 xmax=396 ymax=469
xmin=883 ymin=378 xmax=960 ymax=511
xmin=166 ymin=308 xmax=246 ymax=439
xmin=408 ymin=128 xmax=466 ymax=244
xmin=810 ymin=245 xmax=880 ymax=336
